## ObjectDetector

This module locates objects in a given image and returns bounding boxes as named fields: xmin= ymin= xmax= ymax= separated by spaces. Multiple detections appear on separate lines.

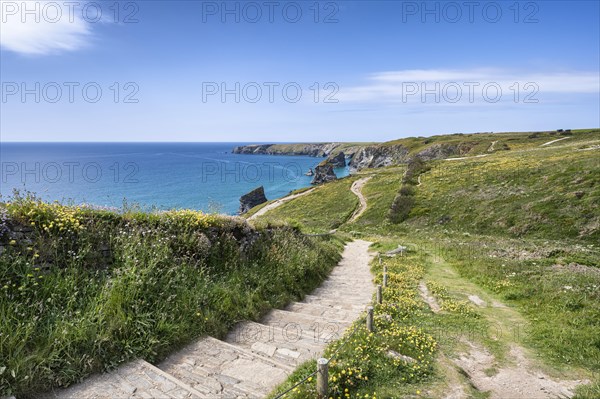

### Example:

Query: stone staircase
xmin=41 ymin=240 xmax=374 ymax=399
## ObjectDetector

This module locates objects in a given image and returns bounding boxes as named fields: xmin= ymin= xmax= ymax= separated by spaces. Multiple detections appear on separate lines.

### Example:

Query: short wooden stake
xmin=317 ymin=358 xmax=328 ymax=398
xmin=367 ymin=306 xmax=374 ymax=332
xmin=383 ymin=266 xmax=388 ymax=287
xmin=376 ymin=284 xmax=382 ymax=304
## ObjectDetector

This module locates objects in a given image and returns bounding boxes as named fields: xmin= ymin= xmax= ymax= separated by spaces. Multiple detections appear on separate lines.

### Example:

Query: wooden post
xmin=367 ymin=306 xmax=374 ymax=332
xmin=317 ymin=358 xmax=328 ymax=398
xmin=376 ymin=284 xmax=382 ymax=304
xmin=383 ymin=266 xmax=388 ymax=287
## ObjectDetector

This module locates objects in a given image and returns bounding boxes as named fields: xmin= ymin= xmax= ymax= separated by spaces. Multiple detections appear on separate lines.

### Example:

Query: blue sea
xmin=0 ymin=143 xmax=349 ymax=215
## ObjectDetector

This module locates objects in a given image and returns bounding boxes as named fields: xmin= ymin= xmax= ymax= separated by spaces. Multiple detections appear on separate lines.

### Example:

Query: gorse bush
xmin=389 ymin=195 xmax=416 ymax=224
xmin=0 ymin=195 xmax=343 ymax=396
xmin=389 ymin=157 xmax=430 ymax=224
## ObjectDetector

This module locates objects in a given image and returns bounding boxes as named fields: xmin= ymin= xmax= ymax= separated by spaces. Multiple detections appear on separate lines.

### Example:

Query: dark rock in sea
xmin=327 ymin=151 xmax=346 ymax=167
xmin=239 ymin=186 xmax=268 ymax=214
xmin=305 ymin=168 xmax=314 ymax=176
xmin=311 ymin=161 xmax=337 ymax=185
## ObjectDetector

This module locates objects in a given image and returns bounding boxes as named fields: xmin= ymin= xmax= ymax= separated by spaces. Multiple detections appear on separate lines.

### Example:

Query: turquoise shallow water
xmin=0 ymin=143 xmax=349 ymax=214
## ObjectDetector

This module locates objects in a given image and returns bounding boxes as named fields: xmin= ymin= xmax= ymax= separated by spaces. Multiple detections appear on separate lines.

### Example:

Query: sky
xmin=0 ymin=0 xmax=599 ymax=142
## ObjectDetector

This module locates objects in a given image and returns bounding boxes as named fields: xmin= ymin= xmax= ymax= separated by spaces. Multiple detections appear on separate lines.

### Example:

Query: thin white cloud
xmin=0 ymin=0 xmax=92 ymax=55
xmin=339 ymin=69 xmax=600 ymax=105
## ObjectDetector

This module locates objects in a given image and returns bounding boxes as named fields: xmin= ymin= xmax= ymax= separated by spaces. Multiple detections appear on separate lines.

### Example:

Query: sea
xmin=0 ymin=143 xmax=349 ymax=215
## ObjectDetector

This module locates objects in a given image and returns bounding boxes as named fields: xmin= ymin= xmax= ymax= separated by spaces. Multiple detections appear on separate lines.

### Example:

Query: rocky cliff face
xmin=234 ymin=142 xmax=476 ymax=173
xmin=349 ymin=145 xmax=410 ymax=171
xmin=311 ymin=162 xmax=337 ymax=184
xmin=349 ymin=143 xmax=470 ymax=171
xmin=232 ymin=143 xmax=340 ymax=157
xmin=327 ymin=151 xmax=346 ymax=167
xmin=239 ymin=186 xmax=268 ymax=214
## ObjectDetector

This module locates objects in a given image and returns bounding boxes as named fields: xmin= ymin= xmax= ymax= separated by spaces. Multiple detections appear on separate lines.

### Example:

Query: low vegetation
xmin=0 ymin=194 xmax=343 ymax=396
xmin=253 ymin=129 xmax=600 ymax=397
xmin=270 ymin=247 xmax=491 ymax=398
xmin=389 ymin=157 xmax=430 ymax=223
xmin=255 ymin=177 xmax=360 ymax=233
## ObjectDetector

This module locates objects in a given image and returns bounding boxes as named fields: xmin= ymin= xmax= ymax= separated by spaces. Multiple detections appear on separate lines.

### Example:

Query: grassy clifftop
xmin=248 ymin=129 xmax=600 ymax=397
xmin=0 ymin=195 xmax=343 ymax=396
xmin=412 ymin=139 xmax=600 ymax=241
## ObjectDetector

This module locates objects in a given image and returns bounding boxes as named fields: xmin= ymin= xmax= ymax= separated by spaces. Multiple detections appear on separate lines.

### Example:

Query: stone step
xmin=285 ymin=301 xmax=362 ymax=321
xmin=158 ymin=337 xmax=292 ymax=398
xmin=42 ymin=359 xmax=207 ymax=399
xmin=308 ymin=287 xmax=373 ymax=302
xmin=225 ymin=321 xmax=327 ymax=366
xmin=325 ymin=276 xmax=373 ymax=285
xmin=302 ymin=294 xmax=372 ymax=310
xmin=316 ymin=280 xmax=374 ymax=290
xmin=260 ymin=309 xmax=352 ymax=333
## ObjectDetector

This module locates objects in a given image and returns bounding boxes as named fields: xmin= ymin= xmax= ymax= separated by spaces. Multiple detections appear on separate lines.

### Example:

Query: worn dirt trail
xmin=541 ymin=137 xmax=571 ymax=147
xmin=248 ymin=188 xmax=315 ymax=220
xmin=423 ymin=255 xmax=588 ymax=399
xmin=348 ymin=177 xmax=372 ymax=223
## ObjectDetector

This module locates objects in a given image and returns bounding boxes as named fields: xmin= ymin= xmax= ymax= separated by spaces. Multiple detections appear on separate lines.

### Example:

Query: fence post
xmin=317 ymin=358 xmax=328 ymax=398
xmin=383 ymin=266 xmax=388 ymax=287
xmin=376 ymin=284 xmax=382 ymax=304
xmin=367 ymin=306 xmax=374 ymax=332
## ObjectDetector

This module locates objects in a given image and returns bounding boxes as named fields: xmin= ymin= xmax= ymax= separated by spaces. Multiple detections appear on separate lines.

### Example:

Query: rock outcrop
xmin=349 ymin=145 xmax=410 ymax=171
xmin=311 ymin=162 xmax=337 ymax=185
xmin=327 ymin=151 xmax=346 ymax=167
xmin=239 ymin=186 xmax=268 ymax=214
xmin=349 ymin=143 xmax=473 ymax=171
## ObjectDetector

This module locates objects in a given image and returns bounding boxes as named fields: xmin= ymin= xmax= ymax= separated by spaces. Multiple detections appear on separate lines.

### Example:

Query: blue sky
xmin=1 ymin=0 xmax=599 ymax=142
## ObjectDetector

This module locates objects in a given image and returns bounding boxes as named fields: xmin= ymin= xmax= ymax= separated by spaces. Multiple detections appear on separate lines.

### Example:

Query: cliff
xmin=233 ymin=134 xmax=513 ymax=172
xmin=349 ymin=143 xmax=470 ymax=171
xmin=327 ymin=151 xmax=346 ymax=167
xmin=232 ymin=143 xmax=341 ymax=157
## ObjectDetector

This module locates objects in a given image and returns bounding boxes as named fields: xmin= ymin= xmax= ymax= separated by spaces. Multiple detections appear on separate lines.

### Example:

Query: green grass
xmin=410 ymin=137 xmax=600 ymax=242
xmin=269 ymin=246 xmax=490 ymax=398
xmin=381 ymin=128 xmax=600 ymax=155
xmin=254 ymin=176 xmax=360 ymax=233
xmin=3 ymin=128 xmax=599 ymax=397
xmin=262 ymin=130 xmax=600 ymax=397
xmin=344 ymin=168 xmax=404 ymax=232
xmin=0 ymin=196 xmax=344 ymax=396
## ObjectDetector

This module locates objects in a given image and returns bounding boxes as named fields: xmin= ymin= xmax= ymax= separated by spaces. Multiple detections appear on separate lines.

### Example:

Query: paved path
xmin=43 ymin=240 xmax=374 ymax=399
xmin=248 ymin=188 xmax=315 ymax=221
xmin=348 ymin=177 xmax=372 ymax=223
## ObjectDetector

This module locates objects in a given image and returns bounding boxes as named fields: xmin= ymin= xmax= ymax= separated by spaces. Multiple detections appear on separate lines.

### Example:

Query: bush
xmin=389 ymin=195 xmax=415 ymax=223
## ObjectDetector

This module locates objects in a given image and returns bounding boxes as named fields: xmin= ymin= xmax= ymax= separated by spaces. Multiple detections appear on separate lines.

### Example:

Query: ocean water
xmin=0 ymin=143 xmax=349 ymax=215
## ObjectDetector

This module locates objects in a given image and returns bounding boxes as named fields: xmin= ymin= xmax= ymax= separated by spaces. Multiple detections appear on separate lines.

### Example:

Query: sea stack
xmin=327 ymin=151 xmax=346 ymax=167
xmin=239 ymin=186 xmax=268 ymax=214
xmin=311 ymin=161 xmax=337 ymax=185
